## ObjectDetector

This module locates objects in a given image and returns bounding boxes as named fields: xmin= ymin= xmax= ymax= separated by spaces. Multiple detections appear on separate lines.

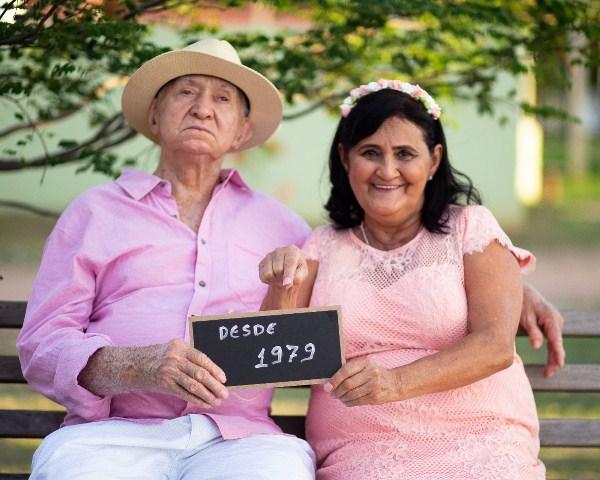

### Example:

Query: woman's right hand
xmin=259 ymin=245 xmax=309 ymax=310
xmin=259 ymin=245 xmax=308 ymax=290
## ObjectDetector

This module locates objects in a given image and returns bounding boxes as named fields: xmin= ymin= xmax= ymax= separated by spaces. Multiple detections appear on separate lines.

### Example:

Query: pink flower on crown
xmin=430 ymin=106 xmax=442 ymax=119
xmin=350 ymin=88 xmax=361 ymax=100
xmin=413 ymin=85 xmax=426 ymax=98
xmin=341 ymin=104 xmax=352 ymax=117
xmin=338 ymin=78 xmax=441 ymax=120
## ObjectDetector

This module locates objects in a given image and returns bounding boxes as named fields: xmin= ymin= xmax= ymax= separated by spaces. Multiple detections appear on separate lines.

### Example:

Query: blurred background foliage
xmin=1 ymin=0 xmax=598 ymax=177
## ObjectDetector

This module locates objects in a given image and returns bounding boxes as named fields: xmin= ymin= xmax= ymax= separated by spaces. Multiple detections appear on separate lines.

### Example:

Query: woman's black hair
xmin=325 ymin=88 xmax=481 ymax=233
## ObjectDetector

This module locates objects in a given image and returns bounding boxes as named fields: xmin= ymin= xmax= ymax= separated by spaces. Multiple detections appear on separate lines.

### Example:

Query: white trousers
xmin=30 ymin=414 xmax=315 ymax=480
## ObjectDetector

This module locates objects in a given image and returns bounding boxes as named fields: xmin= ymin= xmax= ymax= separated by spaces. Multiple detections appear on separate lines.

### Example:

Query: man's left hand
xmin=520 ymin=283 xmax=566 ymax=378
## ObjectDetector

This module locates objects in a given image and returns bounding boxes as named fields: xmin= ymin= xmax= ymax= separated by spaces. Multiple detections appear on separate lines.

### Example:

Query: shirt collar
xmin=116 ymin=169 xmax=164 ymax=201
xmin=116 ymin=168 xmax=250 ymax=201
xmin=219 ymin=168 xmax=250 ymax=191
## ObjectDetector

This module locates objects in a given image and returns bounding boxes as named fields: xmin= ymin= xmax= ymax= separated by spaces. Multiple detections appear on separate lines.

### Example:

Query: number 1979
xmin=254 ymin=343 xmax=316 ymax=369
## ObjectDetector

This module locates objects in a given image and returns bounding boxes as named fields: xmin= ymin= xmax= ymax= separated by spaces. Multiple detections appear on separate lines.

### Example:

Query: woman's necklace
xmin=359 ymin=221 xmax=416 ymax=251
xmin=359 ymin=222 xmax=371 ymax=246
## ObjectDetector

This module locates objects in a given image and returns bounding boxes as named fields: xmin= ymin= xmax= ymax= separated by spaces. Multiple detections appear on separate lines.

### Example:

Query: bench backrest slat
xmin=2 ymin=301 xmax=599 ymax=335
xmin=0 ymin=356 xmax=23 ymax=383
xmin=525 ymin=364 xmax=600 ymax=392
xmin=0 ymin=410 xmax=65 ymax=438
xmin=0 ymin=302 xmax=26 ymax=329
xmin=1 ymin=410 xmax=599 ymax=447
xmin=540 ymin=419 xmax=600 ymax=447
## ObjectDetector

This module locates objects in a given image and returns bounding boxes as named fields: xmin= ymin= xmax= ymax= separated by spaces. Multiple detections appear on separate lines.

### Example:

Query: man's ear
xmin=148 ymin=98 xmax=160 ymax=137
xmin=338 ymin=143 xmax=349 ymax=173
xmin=231 ymin=118 xmax=254 ymax=150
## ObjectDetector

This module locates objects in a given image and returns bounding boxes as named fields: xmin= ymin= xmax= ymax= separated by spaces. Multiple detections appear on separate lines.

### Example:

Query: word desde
xmin=219 ymin=322 xmax=277 ymax=341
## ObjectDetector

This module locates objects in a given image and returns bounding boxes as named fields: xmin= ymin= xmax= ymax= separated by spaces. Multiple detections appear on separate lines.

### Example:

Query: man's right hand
xmin=146 ymin=339 xmax=229 ymax=408
xmin=78 ymin=340 xmax=229 ymax=408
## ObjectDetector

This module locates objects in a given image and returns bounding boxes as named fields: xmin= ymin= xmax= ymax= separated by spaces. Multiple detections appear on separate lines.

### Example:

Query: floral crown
xmin=339 ymin=79 xmax=441 ymax=120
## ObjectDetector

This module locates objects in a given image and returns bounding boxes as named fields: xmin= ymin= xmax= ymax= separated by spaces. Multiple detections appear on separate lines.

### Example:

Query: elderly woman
xmin=260 ymin=80 xmax=546 ymax=478
xmin=17 ymin=39 xmax=315 ymax=479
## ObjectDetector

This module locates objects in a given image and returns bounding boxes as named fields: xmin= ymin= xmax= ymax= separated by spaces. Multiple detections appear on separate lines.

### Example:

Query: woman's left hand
xmin=324 ymin=356 xmax=401 ymax=407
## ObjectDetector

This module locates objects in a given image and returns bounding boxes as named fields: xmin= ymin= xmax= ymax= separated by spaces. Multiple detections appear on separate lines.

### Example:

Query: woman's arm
xmin=327 ymin=240 xmax=522 ymax=406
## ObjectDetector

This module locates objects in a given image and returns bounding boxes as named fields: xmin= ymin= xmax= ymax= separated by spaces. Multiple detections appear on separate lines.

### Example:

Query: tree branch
xmin=0 ymin=0 xmax=21 ymax=22
xmin=282 ymin=94 xmax=345 ymax=121
xmin=0 ymin=1 xmax=62 ymax=47
xmin=3 ymin=95 xmax=51 ymax=161
xmin=0 ymin=106 xmax=80 ymax=139
xmin=0 ymin=113 xmax=137 ymax=171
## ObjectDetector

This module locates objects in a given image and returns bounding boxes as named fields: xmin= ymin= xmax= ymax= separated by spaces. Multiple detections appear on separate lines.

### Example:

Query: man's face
xmin=149 ymin=75 xmax=251 ymax=160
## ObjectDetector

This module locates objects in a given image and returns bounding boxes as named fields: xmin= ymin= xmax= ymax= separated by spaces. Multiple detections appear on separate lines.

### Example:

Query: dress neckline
xmin=347 ymin=224 xmax=426 ymax=254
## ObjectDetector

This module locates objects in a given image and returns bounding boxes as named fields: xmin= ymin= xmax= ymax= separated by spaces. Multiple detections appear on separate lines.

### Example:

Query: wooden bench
xmin=1 ymin=300 xmax=599 ymax=479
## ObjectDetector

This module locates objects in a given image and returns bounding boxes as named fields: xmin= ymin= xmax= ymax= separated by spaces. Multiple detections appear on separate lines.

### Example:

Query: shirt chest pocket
xmin=227 ymin=242 xmax=268 ymax=311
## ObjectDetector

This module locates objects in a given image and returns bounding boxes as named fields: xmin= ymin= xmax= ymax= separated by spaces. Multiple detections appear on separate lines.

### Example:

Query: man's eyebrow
xmin=217 ymin=81 xmax=236 ymax=91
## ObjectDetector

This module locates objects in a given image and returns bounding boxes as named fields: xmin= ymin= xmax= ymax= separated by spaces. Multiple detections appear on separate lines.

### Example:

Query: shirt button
xmin=200 ymin=238 xmax=206 ymax=245
xmin=198 ymin=280 xmax=206 ymax=287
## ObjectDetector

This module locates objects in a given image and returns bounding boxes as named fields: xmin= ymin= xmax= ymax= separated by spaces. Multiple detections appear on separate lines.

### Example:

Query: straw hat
xmin=121 ymin=38 xmax=283 ymax=151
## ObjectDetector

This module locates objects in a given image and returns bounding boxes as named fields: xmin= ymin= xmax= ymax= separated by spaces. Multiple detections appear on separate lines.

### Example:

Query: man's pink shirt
xmin=17 ymin=169 xmax=311 ymax=439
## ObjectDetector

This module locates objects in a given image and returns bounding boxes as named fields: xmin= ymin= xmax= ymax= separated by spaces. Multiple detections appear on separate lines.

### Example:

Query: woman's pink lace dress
xmin=303 ymin=205 xmax=545 ymax=480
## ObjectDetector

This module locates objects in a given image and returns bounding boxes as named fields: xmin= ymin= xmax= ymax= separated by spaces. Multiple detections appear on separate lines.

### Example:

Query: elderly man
xmin=17 ymin=38 xmax=563 ymax=479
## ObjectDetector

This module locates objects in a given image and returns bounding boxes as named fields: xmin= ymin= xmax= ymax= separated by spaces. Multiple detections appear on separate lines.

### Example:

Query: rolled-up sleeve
xmin=16 ymin=225 xmax=113 ymax=421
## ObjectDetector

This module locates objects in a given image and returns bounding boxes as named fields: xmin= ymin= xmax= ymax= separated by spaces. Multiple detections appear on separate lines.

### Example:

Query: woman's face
xmin=340 ymin=116 xmax=442 ymax=227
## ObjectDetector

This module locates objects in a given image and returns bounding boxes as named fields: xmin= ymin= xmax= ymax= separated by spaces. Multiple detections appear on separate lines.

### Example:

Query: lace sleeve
xmin=301 ymin=225 xmax=330 ymax=262
xmin=462 ymin=205 xmax=535 ymax=274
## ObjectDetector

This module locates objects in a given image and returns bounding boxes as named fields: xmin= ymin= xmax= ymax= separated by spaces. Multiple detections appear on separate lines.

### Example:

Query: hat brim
xmin=121 ymin=50 xmax=283 ymax=151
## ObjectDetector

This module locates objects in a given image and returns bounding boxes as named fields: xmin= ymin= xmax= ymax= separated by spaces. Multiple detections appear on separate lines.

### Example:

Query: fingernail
xmin=282 ymin=276 xmax=292 ymax=286
xmin=323 ymin=382 xmax=333 ymax=393
xmin=219 ymin=371 xmax=227 ymax=383
xmin=533 ymin=339 xmax=542 ymax=349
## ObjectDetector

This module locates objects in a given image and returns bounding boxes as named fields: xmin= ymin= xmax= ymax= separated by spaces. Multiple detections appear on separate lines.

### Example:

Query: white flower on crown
xmin=339 ymin=79 xmax=441 ymax=120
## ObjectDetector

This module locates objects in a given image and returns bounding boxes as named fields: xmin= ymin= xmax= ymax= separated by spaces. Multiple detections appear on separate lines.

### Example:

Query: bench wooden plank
xmin=0 ymin=302 xmax=26 ymax=329
xmin=2 ymin=301 xmax=600 ymax=335
xmin=1 ymin=410 xmax=599 ymax=448
xmin=525 ymin=364 xmax=600 ymax=392
xmin=0 ymin=410 xmax=64 ymax=438
xmin=273 ymin=414 xmax=306 ymax=439
xmin=540 ymin=419 xmax=600 ymax=447
xmin=0 ymin=356 xmax=24 ymax=383
xmin=560 ymin=310 xmax=600 ymax=336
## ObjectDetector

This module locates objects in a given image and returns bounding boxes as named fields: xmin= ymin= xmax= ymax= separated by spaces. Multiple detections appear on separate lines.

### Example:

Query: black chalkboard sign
xmin=189 ymin=307 xmax=344 ymax=388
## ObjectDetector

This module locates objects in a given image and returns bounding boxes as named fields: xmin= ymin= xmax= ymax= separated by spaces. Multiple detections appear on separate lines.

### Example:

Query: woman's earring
xmin=428 ymin=175 xmax=433 ymax=181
